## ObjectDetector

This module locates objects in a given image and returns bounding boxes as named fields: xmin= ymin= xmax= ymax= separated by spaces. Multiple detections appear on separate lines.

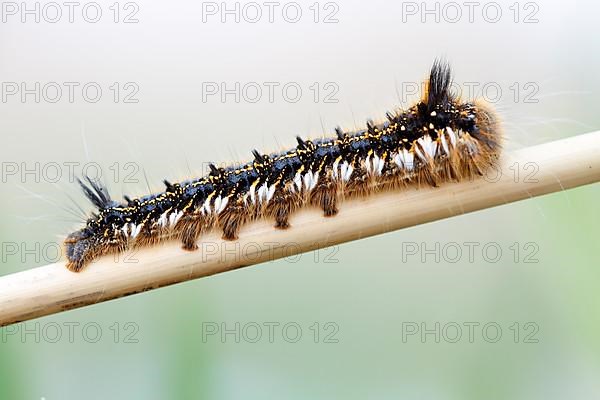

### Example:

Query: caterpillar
xmin=65 ymin=61 xmax=502 ymax=272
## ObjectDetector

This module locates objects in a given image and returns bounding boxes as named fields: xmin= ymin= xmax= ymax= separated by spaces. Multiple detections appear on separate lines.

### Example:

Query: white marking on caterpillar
xmin=202 ymin=198 xmax=212 ymax=214
xmin=294 ymin=172 xmax=302 ymax=191
xmin=332 ymin=158 xmax=340 ymax=179
xmin=249 ymin=182 xmax=257 ymax=205
xmin=440 ymin=131 xmax=450 ymax=155
xmin=395 ymin=149 xmax=414 ymax=171
xmin=414 ymin=144 xmax=426 ymax=162
xmin=168 ymin=211 xmax=177 ymax=226
xmin=377 ymin=156 xmax=385 ymax=175
xmin=343 ymin=164 xmax=353 ymax=182
xmin=310 ymin=171 xmax=317 ymax=190
xmin=446 ymin=127 xmax=457 ymax=147
xmin=131 ymin=223 xmax=142 ymax=239
xmin=372 ymin=154 xmax=384 ymax=175
xmin=303 ymin=171 xmax=314 ymax=191
xmin=267 ymin=185 xmax=276 ymax=202
xmin=340 ymin=162 xmax=348 ymax=181
xmin=417 ymin=135 xmax=437 ymax=159
xmin=217 ymin=197 xmax=229 ymax=213
xmin=214 ymin=196 xmax=222 ymax=215
xmin=158 ymin=211 xmax=168 ymax=227
xmin=258 ymin=183 xmax=268 ymax=202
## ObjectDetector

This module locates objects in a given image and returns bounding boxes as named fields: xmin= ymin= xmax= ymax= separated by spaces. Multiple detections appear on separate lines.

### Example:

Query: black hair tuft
xmin=426 ymin=59 xmax=454 ymax=109
xmin=77 ymin=176 xmax=112 ymax=209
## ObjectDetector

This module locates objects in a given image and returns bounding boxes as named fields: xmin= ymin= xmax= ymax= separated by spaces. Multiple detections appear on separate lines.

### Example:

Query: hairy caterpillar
xmin=65 ymin=61 xmax=502 ymax=272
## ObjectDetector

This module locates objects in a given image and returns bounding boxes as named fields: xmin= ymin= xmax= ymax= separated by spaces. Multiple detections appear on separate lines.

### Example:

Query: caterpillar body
xmin=65 ymin=61 xmax=502 ymax=272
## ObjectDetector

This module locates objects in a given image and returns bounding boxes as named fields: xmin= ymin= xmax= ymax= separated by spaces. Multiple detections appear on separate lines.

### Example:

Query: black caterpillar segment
xmin=65 ymin=61 xmax=502 ymax=271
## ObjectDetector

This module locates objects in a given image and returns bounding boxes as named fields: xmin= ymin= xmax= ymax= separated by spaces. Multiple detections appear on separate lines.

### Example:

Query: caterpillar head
xmin=64 ymin=226 xmax=97 ymax=272
xmin=64 ymin=177 xmax=117 ymax=272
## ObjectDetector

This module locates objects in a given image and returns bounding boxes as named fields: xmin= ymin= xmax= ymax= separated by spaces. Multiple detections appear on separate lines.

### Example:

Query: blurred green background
xmin=1 ymin=0 xmax=599 ymax=398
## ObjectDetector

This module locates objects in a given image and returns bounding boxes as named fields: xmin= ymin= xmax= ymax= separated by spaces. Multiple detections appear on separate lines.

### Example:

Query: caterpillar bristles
xmin=64 ymin=60 xmax=502 ymax=272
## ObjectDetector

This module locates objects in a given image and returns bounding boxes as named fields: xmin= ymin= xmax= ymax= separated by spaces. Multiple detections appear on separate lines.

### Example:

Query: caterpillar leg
xmin=344 ymin=166 xmax=371 ymax=198
xmin=414 ymin=156 xmax=439 ymax=187
xmin=218 ymin=198 xmax=248 ymax=241
xmin=176 ymin=211 xmax=213 ymax=251
xmin=266 ymin=188 xmax=301 ymax=229
xmin=310 ymin=177 xmax=339 ymax=217
xmin=134 ymin=223 xmax=162 ymax=247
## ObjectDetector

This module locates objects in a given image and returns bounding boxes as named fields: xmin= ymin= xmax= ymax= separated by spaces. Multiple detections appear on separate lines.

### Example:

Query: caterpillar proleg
xmin=65 ymin=61 xmax=502 ymax=272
